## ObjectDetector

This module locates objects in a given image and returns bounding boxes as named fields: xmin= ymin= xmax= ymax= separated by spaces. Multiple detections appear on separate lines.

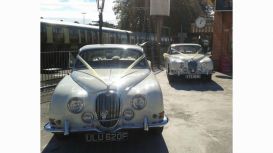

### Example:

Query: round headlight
xmin=201 ymin=62 xmax=208 ymax=68
xmin=67 ymin=97 xmax=84 ymax=114
xmin=131 ymin=95 xmax=146 ymax=110
xmin=123 ymin=109 xmax=134 ymax=121
xmin=81 ymin=112 xmax=94 ymax=123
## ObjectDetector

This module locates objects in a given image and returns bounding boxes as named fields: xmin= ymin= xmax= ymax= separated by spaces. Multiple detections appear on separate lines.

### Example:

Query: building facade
xmin=212 ymin=0 xmax=232 ymax=74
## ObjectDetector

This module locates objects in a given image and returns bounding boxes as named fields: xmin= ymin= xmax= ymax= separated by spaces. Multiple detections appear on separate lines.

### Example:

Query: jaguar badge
xmin=101 ymin=111 xmax=108 ymax=120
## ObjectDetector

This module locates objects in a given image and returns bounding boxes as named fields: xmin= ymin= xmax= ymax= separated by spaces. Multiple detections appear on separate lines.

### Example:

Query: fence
xmin=40 ymin=51 xmax=78 ymax=92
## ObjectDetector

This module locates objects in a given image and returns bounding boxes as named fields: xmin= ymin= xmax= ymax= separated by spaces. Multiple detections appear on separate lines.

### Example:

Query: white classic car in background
xmin=163 ymin=43 xmax=213 ymax=82
xmin=44 ymin=44 xmax=168 ymax=141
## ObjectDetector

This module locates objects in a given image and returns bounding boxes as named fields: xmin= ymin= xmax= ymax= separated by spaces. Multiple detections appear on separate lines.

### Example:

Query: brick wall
xmin=212 ymin=11 xmax=232 ymax=73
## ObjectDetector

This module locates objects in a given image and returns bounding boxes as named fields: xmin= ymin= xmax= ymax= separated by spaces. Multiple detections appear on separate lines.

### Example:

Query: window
xmin=41 ymin=24 xmax=47 ymax=43
xmin=86 ymin=31 xmax=92 ymax=44
xmin=75 ymin=48 xmax=148 ymax=69
xmin=69 ymin=28 xmax=79 ymax=43
xmin=92 ymin=31 xmax=98 ymax=44
xmin=172 ymin=45 xmax=203 ymax=54
xmin=110 ymin=33 xmax=115 ymax=43
xmin=52 ymin=26 xmax=64 ymax=43
xmin=80 ymin=30 xmax=85 ymax=44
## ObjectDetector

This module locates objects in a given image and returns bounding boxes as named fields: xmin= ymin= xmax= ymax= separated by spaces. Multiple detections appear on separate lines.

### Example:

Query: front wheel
xmin=149 ymin=127 xmax=164 ymax=135
xmin=203 ymin=74 xmax=212 ymax=81
xmin=54 ymin=133 xmax=70 ymax=140
xmin=167 ymin=65 xmax=175 ymax=83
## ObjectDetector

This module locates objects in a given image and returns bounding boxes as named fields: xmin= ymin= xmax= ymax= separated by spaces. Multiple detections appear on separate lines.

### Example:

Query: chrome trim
xmin=64 ymin=120 xmax=69 ymax=135
xmin=144 ymin=117 xmax=149 ymax=131
xmin=44 ymin=115 xmax=169 ymax=135
xmin=96 ymin=92 xmax=120 ymax=128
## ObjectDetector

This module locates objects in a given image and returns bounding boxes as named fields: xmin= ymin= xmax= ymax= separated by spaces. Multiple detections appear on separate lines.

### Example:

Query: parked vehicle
xmin=40 ymin=19 xmax=171 ymax=71
xmin=163 ymin=43 xmax=213 ymax=82
xmin=41 ymin=19 xmax=171 ymax=51
xmin=44 ymin=44 xmax=168 ymax=141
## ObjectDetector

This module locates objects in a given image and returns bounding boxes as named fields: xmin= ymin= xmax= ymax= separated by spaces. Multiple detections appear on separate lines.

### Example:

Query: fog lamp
xmin=82 ymin=112 xmax=94 ymax=123
xmin=123 ymin=109 xmax=134 ymax=121
xmin=201 ymin=62 xmax=208 ymax=68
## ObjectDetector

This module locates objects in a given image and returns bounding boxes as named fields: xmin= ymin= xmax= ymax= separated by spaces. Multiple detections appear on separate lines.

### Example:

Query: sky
xmin=40 ymin=0 xmax=117 ymax=25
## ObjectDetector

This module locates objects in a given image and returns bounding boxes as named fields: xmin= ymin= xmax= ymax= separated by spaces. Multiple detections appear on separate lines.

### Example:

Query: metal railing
xmin=41 ymin=50 xmax=78 ymax=92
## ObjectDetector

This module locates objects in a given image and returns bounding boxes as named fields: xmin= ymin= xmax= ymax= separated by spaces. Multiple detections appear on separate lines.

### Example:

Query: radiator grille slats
xmin=188 ymin=61 xmax=197 ymax=73
xmin=96 ymin=92 xmax=120 ymax=128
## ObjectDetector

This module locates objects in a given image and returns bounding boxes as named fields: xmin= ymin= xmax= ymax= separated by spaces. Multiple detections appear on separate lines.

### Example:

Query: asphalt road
xmin=41 ymin=71 xmax=232 ymax=153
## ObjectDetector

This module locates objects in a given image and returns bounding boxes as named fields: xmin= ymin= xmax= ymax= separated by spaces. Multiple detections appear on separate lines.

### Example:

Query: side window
xmin=92 ymin=31 xmax=98 ymax=44
xmin=86 ymin=31 xmax=92 ymax=44
xmin=80 ymin=30 xmax=85 ymax=44
xmin=110 ymin=33 xmax=115 ymax=43
xmin=69 ymin=28 xmax=79 ymax=43
xmin=41 ymin=24 xmax=47 ymax=43
xmin=52 ymin=26 xmax=64 ymax=43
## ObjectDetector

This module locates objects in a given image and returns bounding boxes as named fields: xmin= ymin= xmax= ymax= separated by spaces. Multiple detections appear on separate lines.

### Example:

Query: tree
xmin=164 ymin=0 xmax=203 ymax=37
xmin=113 ymin=0 xmax=151 ymax=32
xmin=114 ymin=0 xmax=202 ymax=34
xmin=113 ymin=0 xmax=204 ymax=36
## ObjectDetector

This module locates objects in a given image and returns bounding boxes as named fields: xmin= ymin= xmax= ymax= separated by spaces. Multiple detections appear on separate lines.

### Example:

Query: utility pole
xmin=96 ymin=0 xmax=105 ymax=44
xmin=150 ymin=0 xmax=170 ymax=68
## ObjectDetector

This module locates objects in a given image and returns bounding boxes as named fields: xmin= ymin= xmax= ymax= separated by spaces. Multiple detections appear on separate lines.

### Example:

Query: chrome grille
xmin=188 ymin=61 xmax=197 ymax=73
xmin=96 ymin=92 xmax=120 ymax=128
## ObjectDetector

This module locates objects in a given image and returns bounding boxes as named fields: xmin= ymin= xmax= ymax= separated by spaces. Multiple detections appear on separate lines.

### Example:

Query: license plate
xmin=85 ymin=132 xmax=128 ymax=142
xmin=185 ymin=74 xmax=201 ymax=79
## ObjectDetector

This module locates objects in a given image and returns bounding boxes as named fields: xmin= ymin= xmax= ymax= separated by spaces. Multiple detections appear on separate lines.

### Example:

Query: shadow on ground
xmin=169 ymin=79 xmax=224 ymax=91
xmin=215 ymin=75 xmax=232 ymax=79
xmin=42 ymin=132 xmax=169 ymax=153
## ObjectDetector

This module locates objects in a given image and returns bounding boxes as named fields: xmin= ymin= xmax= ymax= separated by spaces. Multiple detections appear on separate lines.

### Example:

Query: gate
xmin=40 ymin=50 xmax=78 ymax=92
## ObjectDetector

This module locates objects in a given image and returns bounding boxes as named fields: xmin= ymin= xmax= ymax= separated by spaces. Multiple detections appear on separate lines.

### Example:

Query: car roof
xmin=79 ymin=44 xmax=144 ymax=53
xmin=171 ymin=43 xmax=201 ymax=47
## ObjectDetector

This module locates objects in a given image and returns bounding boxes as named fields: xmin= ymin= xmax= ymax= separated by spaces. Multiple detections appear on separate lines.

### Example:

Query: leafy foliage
xmin=113 ymin=0 xmax=204 ymax=35
xmin=113 ymin=0 xmax=151 ymax=32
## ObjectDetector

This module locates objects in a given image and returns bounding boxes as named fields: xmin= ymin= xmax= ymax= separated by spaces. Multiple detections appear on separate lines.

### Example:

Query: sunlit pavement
xmin=41 ymin=71 xmax=232 ymax=153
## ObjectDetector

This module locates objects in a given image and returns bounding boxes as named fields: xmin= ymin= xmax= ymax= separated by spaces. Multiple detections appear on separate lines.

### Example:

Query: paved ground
xmin=41 ymin=71 xmax=232 ymax=153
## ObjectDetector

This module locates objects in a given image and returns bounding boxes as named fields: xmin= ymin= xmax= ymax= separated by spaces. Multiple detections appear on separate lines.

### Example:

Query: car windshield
xmin=171 ymin=45 xmax=203 ymax=54
xmin=74 ymin=48 xmax=148 ymax=69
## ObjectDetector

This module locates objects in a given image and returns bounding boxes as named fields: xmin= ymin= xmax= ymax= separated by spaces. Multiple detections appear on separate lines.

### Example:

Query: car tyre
xmin=54 ymin=133 xmax=69 ymax=140
xmin=149 ymin=127 xmax=164 ymax=135
xmin=167 ymin=74 xmax=175 ymax=83
xmin=167 ymin=65 xmax=175 ymax=83
xmin=203 ymin=74 xmax=212 ymax=81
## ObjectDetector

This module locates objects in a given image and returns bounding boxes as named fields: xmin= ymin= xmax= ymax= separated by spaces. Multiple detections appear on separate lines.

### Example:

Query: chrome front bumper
xmin=44 ymin=115 xmax=168 ymax=135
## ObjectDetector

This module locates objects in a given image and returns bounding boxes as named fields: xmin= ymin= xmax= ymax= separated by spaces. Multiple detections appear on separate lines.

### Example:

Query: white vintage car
xmin=44 ymin=44 xmax=168 ymax=141
xmin=163 ymin=43 xmax=213 ymax=82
